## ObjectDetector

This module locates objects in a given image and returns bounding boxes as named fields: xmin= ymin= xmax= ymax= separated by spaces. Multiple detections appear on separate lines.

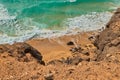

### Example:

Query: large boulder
xmin=0 ymin=42 xmax=44 ymax=64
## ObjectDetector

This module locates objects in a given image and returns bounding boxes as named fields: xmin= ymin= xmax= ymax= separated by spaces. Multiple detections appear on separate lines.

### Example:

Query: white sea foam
xmin=0 ymin=4 xmax=16 ymax=21
xmin=0 ymin=11 xmax=113 ymax=44
xmin=0 ymin=4 xmax=39 ymax=44
xmin=65 ymin=12 xmax=113 ymax=31
xmin=69 ymin=0 xmax=76 ymax=2
xmin=0 ymin=3 xmax=114 ymax=44
xmin=0 ymin=4 xmax=20 ymax=35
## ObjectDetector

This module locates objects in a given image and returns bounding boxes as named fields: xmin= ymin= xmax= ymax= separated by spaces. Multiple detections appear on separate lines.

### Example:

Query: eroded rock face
xmin=0 ymin=42 xmax=44 ymax=64
xmin=94 ymin=8 xmax=120 ymax=61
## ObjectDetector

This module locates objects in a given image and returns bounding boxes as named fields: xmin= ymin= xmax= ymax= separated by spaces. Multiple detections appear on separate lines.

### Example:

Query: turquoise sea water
xmin=0 ymin=0 xmax=120 ymax=44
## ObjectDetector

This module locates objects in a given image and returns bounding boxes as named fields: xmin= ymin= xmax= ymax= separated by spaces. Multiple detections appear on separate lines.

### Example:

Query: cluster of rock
xmin=48 ymin=8 xmax=120 ymax=65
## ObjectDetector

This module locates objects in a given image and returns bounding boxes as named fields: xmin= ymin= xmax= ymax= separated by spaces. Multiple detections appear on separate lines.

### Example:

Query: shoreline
xmin=0 ymin=10 xmax=113 ymax=44
xmin=0 ymin=7 xmax=120 ymax=80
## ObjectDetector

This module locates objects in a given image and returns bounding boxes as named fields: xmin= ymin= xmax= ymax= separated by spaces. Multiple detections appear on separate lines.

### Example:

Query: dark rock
xmin=70 ymin=47 xmax=82 ymax=53
xmin=64 ymin=56 xmax=83 ymax=65
xmin=88 ymin=36 xmax=95 ymax=42
xmin=85 ymin=58 xmax=90 ymax=62
xmin=67 ymin=41 xmax=74 ymax=45
xmin=81 ymin=50 xmax=90 ymax=56
xmin=0 ymin=42 xmax=44 ymax=65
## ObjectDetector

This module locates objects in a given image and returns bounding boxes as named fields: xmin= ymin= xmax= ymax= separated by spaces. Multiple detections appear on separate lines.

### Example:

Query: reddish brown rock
xmin=0 ymin=42 xmax=44 ymax=64
xmin=94 ymin=8 xmax=120 ymax=61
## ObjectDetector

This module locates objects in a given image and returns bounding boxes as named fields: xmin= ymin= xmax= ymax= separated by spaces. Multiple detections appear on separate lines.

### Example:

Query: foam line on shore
xmin=65 ymin=12 xmax=113 ymax=31
xmin=0 ymin=11 xmax=113 ymax=44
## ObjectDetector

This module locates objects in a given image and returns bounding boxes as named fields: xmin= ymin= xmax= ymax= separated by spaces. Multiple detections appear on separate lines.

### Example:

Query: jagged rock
xmin=0 ymin=42 xmax=44 ymax=64
xmin=94 ymin=8 xmax=120 ymax=61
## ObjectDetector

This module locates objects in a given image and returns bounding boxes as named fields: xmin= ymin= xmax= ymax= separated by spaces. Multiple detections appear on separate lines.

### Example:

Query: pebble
xmin=44 ymin=73 xmax=54 ymax=80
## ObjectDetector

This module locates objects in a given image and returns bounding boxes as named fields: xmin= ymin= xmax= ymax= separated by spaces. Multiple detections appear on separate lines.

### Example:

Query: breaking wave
xmin=65 ymin=12 xmax=113 ymax=31
xmin=0 ymin=0 xmax=118 ymax=44
xmin=0 ymin=6 xmax=113 ymax=44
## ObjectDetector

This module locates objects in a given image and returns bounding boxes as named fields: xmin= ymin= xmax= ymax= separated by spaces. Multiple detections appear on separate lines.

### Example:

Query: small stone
xmin=68 ymin=66 xmax=76 ymax=70
xmin=44 ymin=73 xmax=54 ymax=80
xmin=88 ymin=36 xmax=95 ymax=41
xmin=82 ymin=50 xmax=90 ymax=56
xmin=110 ymin=56 xmax=116 ymax=60
xmin=78 ymin=63 xmax=82 ymax=66
xmin=106 ymin=54 xmax=111 ymax=57
xmin=67 ymin=41 xmax=74 ymax=45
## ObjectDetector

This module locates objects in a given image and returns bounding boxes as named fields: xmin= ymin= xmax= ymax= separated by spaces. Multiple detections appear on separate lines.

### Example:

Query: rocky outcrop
xmin=94 ymin=8 xmax=120 ymax=61
xmin=47 ymin=43 xmax=96 ymax=65
xmin=0 ymin=42 xmax=44 ymax=64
